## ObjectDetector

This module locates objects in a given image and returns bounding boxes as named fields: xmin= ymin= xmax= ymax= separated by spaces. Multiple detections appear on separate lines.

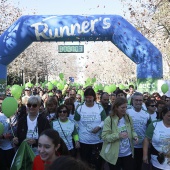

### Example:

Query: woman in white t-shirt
xmin=100 ymin=97 xmax=138 ymax=170
xmin=52 ymin=104 xmax=80 ymax=157
xmin=74 ymin=88 xmax=107 ymax=170
xmin=143 ymin=107 xmax=170 ymax=170
xmin=13 ymin=96 xmax=51 ymax=155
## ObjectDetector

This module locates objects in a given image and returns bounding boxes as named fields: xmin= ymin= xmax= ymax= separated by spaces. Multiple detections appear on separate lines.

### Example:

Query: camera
xmin=157 ymin=153 xmax=165 ymax=164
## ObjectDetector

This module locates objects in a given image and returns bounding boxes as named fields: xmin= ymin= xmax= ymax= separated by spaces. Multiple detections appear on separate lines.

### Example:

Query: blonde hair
xmin=110 ymin=97 xmax=127 ymax=117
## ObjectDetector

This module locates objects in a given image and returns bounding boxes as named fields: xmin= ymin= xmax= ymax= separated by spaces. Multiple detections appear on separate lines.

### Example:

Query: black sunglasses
xmin=149 ymin=105 xmax=156 ymax=107
xmin=27 ymin=103 xmax=38 ymax=108
xmin=59 ymin=110 xmax=67 ymax=113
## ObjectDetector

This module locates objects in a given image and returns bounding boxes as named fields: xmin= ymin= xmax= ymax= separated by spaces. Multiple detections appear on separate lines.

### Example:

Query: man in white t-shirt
xmin=127 ymin=92 xmax=151 ymax=170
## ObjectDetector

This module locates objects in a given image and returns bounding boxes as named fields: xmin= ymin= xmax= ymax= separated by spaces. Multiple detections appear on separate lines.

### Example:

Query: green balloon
xmin=0 ymin=123 xmax=4 ymax=135
xmin=11 ymin=85 xmax=22 ymax=95
xmin=94 ymin=87 xmax=99 ymax=93
xmin=48 ymin=83 xmax=53 ymax=91
xmin=92 ymin=77 xmax=96 ymax=83
xmin=77 ymin=90 xmax=84 ymax=97
xmin=2 ymin=97 xmax=18 ymax=118
xmin=51 ymin=80 xmax=58 ymax=86
xmin=59 ymin=73 xmax=64 ymax=80
xmin=48 ymin=92 xmax=54 ymax=96
xmin=119 ymin=84 xmax=125 ymax=90
xmin=161 ymin=84 xmax=169 ymax=94
xmin=98 ymin=84 xmax=103 ymax=90
xmin=57 ymin=83 xmax=63 ymax=90
xmin=94 ymin=84 xmax=99 ymax=89
xmin=25 ymin=82 xmax=32 ymax=88
xmin=86 ymin=78 xmax=91 ymax=84
xmin=110 ymin=84 xmax=117 ymax=92
xmin=13 ymin=91 xmax=21 ymax=100
xmin=104 ymin=86 xmax=111 ymax=93
xmin=11 ymin=85 xmax=22 ymax=100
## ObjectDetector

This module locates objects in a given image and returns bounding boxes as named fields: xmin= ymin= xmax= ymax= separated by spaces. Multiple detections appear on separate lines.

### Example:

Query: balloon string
xmin=9 ymin=118 xmax=15 ymax=138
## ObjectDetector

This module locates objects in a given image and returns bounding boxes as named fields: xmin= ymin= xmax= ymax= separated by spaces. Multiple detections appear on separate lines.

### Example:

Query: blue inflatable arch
xmin=0 ymin=15 xmax=162 ymax=95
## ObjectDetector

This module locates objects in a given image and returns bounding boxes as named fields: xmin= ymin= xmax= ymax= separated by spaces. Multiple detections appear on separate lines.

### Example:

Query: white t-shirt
xmin=26 ymin=115 xmax=38 ymax=140
xmin=150 ymin=112 xmax=157 ymax=122
xmin=146 ymin=121 xmax=170 ymax=170
xmin=52 ymin=119 xmax=75 ymax=150
xmin=75 ymin=102 xmax=105 ymax=144
xmin=118 ymin=117 xmax=131 ymax=157
xmin=127 ymin=107 xmax=150 ymax=148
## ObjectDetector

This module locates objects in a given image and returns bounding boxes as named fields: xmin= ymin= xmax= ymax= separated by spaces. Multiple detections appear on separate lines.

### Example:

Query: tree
xmin=0 ymin=0 xmax=22 ymax=35
xmin=122 ymin=0 xmax=170 ymax=79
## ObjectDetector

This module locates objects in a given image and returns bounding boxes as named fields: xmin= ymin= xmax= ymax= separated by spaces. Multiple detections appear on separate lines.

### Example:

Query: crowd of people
xmin=0 ymin=83 xmax=170 ymax=170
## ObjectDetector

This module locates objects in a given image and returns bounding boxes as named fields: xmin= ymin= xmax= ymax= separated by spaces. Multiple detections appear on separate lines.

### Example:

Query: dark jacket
xmin=16 ymin=113 xmax=51 ymax=147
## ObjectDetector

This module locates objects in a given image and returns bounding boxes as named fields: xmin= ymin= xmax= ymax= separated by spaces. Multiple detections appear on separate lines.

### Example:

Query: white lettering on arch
xmin=31 ymin=17 xmax=111 ymax=40
xmin=31 ymin=23 xmax=50 ymax=40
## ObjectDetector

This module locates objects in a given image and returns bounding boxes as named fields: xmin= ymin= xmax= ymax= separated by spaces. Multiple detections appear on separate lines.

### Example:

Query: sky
xmin=10 ymin=0 xmax=128 ymax=16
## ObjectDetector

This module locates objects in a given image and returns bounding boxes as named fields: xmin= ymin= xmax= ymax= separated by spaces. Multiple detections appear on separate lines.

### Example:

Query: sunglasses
xmin=134 ymin=99 xmax=143 ymax=102
xmin=59 ymin=110 xmax=67 ymax=113
xmin=149 ymin=105 xmax=156 ymax=107
xmin=85 ymin=96 xmax=93 ymax=99
xmin=27 ymin=103 xmax=38 ymax=108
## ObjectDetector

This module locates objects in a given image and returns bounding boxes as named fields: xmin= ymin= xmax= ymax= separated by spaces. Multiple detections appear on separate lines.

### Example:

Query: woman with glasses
xmin=51 ymin=104 xmax=80 ymax=157
xmin=13 ymin=96 xmax=51 ymax=155
xmin=100 ymin=97 xmax=138 ymax=170
xmin=143 ymin=107 xmax=170 ymax=170
xmin=74 ymin=88 xmax=106 ymax=170
xmin=145 ymin=100 xmax=157 ymax=121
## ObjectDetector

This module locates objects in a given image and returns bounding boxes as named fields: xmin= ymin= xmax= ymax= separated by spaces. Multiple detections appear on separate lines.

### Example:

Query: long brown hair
xmin=110 ymin=97 xmax=128 ymax=117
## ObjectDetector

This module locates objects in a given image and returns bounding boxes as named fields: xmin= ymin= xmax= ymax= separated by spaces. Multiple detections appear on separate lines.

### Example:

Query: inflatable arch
xmin=0 ymin=15 xmax=163 ymax=96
